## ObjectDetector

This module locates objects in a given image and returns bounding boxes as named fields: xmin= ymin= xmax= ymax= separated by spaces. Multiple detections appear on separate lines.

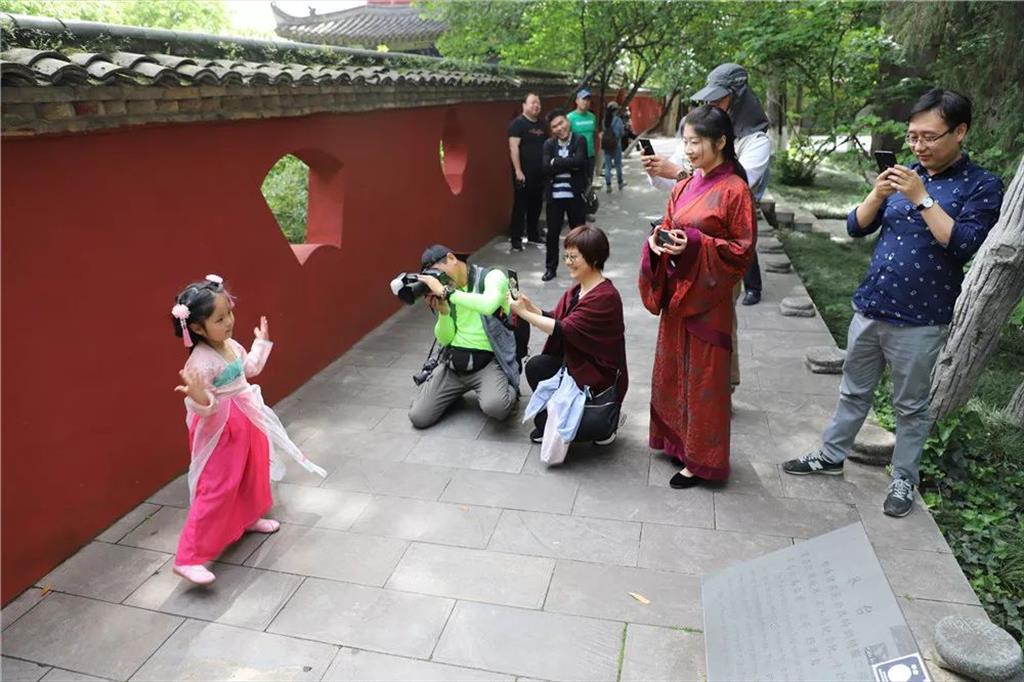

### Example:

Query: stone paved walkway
xmin=2 ymin=140 xmax=984 ymax=681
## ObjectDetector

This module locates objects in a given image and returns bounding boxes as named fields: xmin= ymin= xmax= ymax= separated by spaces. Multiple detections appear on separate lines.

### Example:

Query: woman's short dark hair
xmin=909 ymin=88 xmax=972 ymax=130
xmin=546 ymin=108 xmax=568 ymax=125
xmin=564 ymin=225 xmax=610 ymax=270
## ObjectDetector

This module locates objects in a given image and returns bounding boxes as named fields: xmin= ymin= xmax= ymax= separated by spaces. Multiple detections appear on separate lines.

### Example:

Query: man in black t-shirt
xmin=507 ymin=93 xmax=548 ymax=251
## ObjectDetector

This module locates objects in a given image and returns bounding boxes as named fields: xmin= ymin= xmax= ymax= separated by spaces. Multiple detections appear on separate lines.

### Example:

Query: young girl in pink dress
xmin=170 ymin=274 xmax=325 ymax=584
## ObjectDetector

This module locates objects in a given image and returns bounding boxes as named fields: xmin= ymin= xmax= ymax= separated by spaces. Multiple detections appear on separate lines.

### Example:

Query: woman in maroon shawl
xmin=640 ymin=105 xmax=755 ymax=488
xmin=510 ymin=225 xmax=628 ymax=444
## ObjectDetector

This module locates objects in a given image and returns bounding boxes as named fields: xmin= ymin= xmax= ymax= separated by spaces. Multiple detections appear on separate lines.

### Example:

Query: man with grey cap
xmin=410 ymin=244 xmax=520 ymax=429
xmin=642 ymin=63 xmax=772 ymax=305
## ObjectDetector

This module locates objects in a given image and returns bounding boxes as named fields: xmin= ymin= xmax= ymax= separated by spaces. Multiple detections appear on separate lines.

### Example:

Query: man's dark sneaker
xmin=527 ymin=237 xmax=545 ymax=246
xmin=510 ymin=242 xmax=524 ymax=253
xmin=542 ymin=270 xmax=556 ymax=282
xmin=883 ymin=477 xmax=915 ymax=517
xmin=741 ymin=289 xmax=761 ymax=306
xmin=529 ymin=427 xmax=543 ymax=444
xmin=781 ymin=449 xmax=844 ymax=476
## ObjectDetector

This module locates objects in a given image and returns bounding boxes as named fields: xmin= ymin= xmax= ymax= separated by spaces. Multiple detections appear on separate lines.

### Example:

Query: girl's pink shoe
xmin=173 ymin=563 xmax=216 ymax=585
xmin=246 ymin=518 xmax=280 ymax=534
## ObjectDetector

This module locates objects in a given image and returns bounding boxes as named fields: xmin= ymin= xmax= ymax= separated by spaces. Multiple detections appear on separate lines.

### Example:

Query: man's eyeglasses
xmin=905 ymin=129 xmax=952 ymax=148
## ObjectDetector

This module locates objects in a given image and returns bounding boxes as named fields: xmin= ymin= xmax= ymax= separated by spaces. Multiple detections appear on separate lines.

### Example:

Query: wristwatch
xmin=676 ymin=169 xmax=690 ymax=181
xmin=915 ymin=195 xmax=935 ymax=211
xmin=442 ymin=285 xmax=456 ymax=301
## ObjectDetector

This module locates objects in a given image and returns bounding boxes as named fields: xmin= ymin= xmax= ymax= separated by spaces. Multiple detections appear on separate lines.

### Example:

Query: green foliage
xmin=423 ymin=0 xmax=702 ymax=107
xmin=771 ymin=154 xmax=871 ymax=218
xmin=260 ymin=155 xmax=308 ymax=245
xmin=0 ymin=0 xmax=231 ymax=33
xmin=884 ymin=2 xmax=1024 ymax=183
xmin=774 ymin=145 xmax=817 ymax=186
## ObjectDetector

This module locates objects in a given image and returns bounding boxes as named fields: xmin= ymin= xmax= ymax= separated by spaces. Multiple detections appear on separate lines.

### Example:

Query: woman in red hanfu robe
xmin=638 ymin=105 xmax=756 ymax=488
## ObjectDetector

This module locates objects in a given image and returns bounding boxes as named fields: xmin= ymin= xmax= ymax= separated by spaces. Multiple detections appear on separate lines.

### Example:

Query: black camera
xmin=390 ymin=268 xmax=451 ymax=305
xmin=413 ymin=356 xmax=440 ymax=385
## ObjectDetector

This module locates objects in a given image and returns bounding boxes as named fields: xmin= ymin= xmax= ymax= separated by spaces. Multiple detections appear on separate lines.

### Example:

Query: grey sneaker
xmin=883 ymin=477 xmax=915 ymax=517
xmin=781 ymin=449 xmax=844 ymax=476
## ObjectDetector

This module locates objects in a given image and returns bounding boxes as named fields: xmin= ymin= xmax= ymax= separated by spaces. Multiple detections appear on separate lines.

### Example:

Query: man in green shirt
xmin=409 ymin=245 xmax=520 ymax=429
xmin=566 ymin=88 xmax=597 ymax=187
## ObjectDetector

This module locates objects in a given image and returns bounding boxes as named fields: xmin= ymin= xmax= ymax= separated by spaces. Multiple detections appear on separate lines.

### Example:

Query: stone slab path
xmin=1 ymin=140 xmax=983 ymax=681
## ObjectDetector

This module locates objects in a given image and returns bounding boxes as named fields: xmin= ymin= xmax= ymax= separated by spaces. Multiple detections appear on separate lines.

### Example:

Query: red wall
xmin=0 ymin=99 xmax=530 ymax=603
xmin=628 ymin=93 xmax=662 ymax=134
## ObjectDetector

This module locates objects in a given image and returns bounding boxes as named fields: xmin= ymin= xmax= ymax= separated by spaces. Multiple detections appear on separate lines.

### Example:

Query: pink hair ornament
xmin=171 ymin=303 xmax=194 ymax=347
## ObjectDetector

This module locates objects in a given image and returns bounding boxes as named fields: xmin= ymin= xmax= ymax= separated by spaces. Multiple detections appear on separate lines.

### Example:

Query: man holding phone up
xmin=782 ymin=89 xmax=1003 ymax=518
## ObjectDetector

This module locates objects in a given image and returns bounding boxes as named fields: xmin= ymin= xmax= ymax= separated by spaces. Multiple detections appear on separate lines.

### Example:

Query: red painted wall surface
xmin=0 ymin=98 xmax=544 ymax=603
xmin=628 ymin=93 xmax=662 ymax=134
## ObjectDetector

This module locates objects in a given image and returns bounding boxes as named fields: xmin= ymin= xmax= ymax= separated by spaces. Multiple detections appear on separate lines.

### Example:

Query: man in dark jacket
xmin=541 ymin=109 xmax=588 ymax=281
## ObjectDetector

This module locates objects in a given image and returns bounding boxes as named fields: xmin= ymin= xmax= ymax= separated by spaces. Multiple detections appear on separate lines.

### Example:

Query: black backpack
xmin=601 ymin=126 xmax=618 ymax=153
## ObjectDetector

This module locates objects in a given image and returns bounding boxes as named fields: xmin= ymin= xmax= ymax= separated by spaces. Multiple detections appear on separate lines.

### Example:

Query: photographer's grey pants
xmin=820 ymin=312 xmax=946 ymax=485
xmin=408 ymin=362 xmax=517 ymax=429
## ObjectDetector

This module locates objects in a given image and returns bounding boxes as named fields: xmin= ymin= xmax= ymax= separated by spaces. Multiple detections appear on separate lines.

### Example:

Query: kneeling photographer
xmin=402 ymin=245 xmax=521 ymax=429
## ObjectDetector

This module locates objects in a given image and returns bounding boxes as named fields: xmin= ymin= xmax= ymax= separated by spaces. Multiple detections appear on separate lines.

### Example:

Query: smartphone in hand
xmin=507 ymin=269 xmax=520 ymax=299
xmin=637 ymin=138 xmax=655 ymax=156
xmin=874 ymin=150 xmax=897 ymax=174
xmin=655 ymin=229 xmax=675 ymax=247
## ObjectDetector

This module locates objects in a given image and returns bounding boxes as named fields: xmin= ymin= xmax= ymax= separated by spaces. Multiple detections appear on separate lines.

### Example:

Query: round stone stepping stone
xmin=849 ymin=421 xmax=895 ymax=466
xmin=758 ymin=237 xmax=785 ymax=255
xmin=764 ymin=256 xmax=792 ymax=274
xmin=780 ymin=296 xmax=816 ymax=317
xmin=934 ymin=616 xmax=1024 ymax=682
xmin=805 ymin=346 xmax=845 ymax=374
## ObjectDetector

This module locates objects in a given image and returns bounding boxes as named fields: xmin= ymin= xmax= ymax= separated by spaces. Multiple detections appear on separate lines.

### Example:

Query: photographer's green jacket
xmin=434 ymin=266 xmax=518 ymax=386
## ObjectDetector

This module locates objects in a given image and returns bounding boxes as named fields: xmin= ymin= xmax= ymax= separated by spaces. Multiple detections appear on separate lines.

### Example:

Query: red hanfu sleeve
xmin=638 ymin=184 xmax=686 ymax=315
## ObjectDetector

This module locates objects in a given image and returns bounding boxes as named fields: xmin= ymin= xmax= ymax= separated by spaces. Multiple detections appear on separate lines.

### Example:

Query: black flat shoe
xmin=669 ymin=471 xmax=702 ymax=489
xmin=741 ymin=290 xmax=761 ymax=306
xmin=542 ymin=270 xmax=556 ymax=282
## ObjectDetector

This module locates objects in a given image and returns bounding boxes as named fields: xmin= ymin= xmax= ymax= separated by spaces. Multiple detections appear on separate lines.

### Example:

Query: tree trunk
xmin=652 ymin=90 xmax=680 ymax=137
xmin=929 ymin=155 xmax=1024 ymax=420
xmin=1007 ymin=379 xmax=1024 ymax=428
xmin=766 ymin=74 xmax=786 ymax=152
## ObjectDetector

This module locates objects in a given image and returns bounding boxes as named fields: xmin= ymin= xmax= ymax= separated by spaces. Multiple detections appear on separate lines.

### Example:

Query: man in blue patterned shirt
xmin=783 ymin=89 xmax=1004 ymax=517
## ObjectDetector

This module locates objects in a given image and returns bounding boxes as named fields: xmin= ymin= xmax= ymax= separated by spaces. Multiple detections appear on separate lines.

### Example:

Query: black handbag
xmin=573 ymin=377 xmax=621 ymax=443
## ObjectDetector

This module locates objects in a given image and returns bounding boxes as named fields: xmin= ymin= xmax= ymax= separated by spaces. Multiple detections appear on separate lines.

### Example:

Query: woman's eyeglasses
xmin=563 ymin=253 xmax=581 ymax=264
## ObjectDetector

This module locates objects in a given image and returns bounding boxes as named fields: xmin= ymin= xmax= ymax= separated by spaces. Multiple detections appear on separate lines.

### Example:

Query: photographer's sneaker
xmin=781 ymin=449 xmax=844 ymax=476
xmin=883 ymin=477 xmax=915 ymax=517
xmin=594 ymin=432 xmax=616 ymax=446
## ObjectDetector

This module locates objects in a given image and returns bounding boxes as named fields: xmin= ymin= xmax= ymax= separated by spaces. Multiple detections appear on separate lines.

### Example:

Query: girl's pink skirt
xmin=176 ymin=402 xmax=272 ymax=565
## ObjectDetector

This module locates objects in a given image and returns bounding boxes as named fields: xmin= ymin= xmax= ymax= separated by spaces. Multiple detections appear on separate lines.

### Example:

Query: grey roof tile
xmin=272 ymin=3 xmax=445 ymax=49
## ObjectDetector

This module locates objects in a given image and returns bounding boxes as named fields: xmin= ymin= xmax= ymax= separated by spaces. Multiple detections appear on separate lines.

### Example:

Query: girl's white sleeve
xmin=244 ymin=338 xmax=273 ymax=377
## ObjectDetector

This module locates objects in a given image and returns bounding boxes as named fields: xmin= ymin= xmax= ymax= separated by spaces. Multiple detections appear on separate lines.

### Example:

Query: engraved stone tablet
xmin=702 ymin=523 xmax=929 ymax=682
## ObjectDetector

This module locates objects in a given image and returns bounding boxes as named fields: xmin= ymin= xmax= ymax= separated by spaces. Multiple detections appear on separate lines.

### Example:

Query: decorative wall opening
xmin=262 ymin=154 xmax=310 ymax=244
xmin=440 ymin=108 xmax=468 ymax=195
xmin=260 ymin=150 xmax=344 ymax=263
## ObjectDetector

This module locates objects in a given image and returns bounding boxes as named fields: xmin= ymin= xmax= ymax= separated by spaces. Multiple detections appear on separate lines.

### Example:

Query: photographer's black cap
xmin=420 ymin=244 xmax=469 ymax=269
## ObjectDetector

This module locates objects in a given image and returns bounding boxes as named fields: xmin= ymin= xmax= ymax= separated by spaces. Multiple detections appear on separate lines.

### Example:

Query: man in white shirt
xmin=642 ymin=63 xmax=772 ymax=305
